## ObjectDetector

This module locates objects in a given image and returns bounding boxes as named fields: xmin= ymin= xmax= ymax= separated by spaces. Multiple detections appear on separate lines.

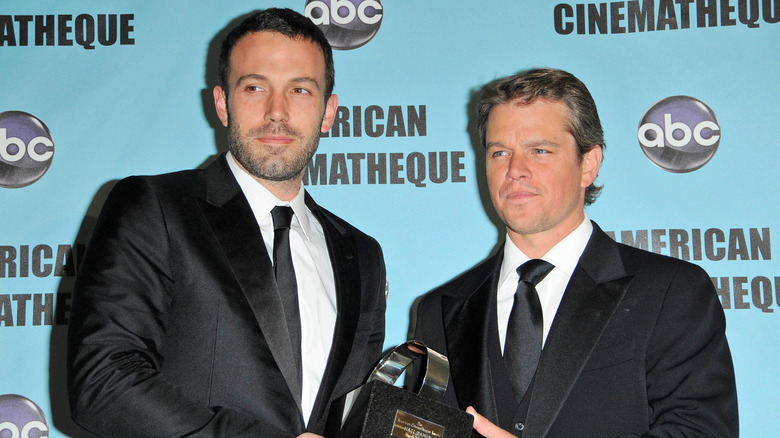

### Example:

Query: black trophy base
xmin=326 ymin=380 xmax=473 ymax=438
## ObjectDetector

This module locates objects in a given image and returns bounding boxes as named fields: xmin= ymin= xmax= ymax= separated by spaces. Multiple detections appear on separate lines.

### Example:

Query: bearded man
xmin=67 ymin=8 xmax=386 ymax=438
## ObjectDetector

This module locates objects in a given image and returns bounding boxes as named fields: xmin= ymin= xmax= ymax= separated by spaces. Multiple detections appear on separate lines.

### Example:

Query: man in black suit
xmin=410 ymin=68 xmax=737 ymax=437
xmin=67 ymin=8 xmax=386 ymax=438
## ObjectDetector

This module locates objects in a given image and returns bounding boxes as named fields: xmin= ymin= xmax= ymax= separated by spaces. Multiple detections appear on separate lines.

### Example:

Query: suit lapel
xmin=197 ymin=156 xmax=302 ymax=408
xmin=524 ymin=224 xmax=634 ymax=437
xmin=304 ymin=193 xmax=362 ymax=427
xmin=441 ymin=252 xmax=502 ymax=422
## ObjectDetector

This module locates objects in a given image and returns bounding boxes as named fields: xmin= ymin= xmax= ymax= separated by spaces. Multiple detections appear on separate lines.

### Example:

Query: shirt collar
xmin=500 ymin=214 xmax=593 ymax=285
xmin=225 ymin=152 xmax=314 ymax=241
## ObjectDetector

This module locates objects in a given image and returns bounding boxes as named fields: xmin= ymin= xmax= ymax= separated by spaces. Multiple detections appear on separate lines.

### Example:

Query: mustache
xmin=247 ymin=122 xmax=302 ymax=139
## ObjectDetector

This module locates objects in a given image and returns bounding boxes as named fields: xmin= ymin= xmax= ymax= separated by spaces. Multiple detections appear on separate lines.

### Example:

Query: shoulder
xmin=590 ymin=223 xmax=711 ymax=285
xmin=616 ymin=241 xmax=710 ymax=282
xmin=319 ymin=205 xmax=375 ymax=241
xmin=107 ymin=154 xmax=232 ymax=203
xmin=306 ymin=193 xmax=382 ymax=252
xmin=421 ymin=252 xmax=501 ymax=304
xmin=90 ymin=170 xmax=207 ymax=240
xmin=608 ymin=240 xmax=721 ymax=317
xmin=110 ymin=168 xmax=205 ymax=199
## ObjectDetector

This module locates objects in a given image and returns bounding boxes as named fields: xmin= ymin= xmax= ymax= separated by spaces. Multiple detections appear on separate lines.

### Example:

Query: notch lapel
xmin=523 ymin=224 xmax=633 ymax=437
xmin=304 ymin=194 xmax=362 ymax=428
xmin=441 ymin=254 xmax=502 ymax=422
xmin=197 ymin=157 xmax=303 ymax=409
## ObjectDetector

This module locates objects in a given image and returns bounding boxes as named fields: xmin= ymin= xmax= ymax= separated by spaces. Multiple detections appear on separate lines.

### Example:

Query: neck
xmin=508 ymin=235 xmax=556 ymax=259
xmin=254 ymin=176 xmax=302 ymax=202
xmin=507 ymin=214 xmax=585 ymax=259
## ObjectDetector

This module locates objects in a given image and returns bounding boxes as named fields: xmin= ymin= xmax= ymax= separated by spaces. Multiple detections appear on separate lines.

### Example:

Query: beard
xmin=227 ymin=117 xmax=321 ymax=182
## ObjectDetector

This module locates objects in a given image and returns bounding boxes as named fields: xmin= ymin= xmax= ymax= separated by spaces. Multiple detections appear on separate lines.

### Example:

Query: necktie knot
xmin=517 ymin=259 xmax=554 ymax=287
xmin=271 ymin=205 xmax=294 ymax=230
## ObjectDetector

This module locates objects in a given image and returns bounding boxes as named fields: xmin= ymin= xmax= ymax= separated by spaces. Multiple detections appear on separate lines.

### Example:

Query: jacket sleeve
xmin=640 ymin=263 xmax=739 ymax=437
xmin=66 ymin=177 xmax=293 ymax=438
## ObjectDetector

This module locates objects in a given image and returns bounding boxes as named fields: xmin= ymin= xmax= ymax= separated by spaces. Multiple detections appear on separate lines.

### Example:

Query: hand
xmin=297 ymin=434 xmax=324 ymax=438
xmin=467 ymin=406 xmax=516 ymax=438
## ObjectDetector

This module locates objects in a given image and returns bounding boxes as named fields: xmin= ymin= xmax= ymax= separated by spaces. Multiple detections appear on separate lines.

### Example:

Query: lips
xmin=501 ymin=184 xmax=539 ymax=201
xmin=257 ymin=135 xmax=293 ymax=145
xmin=252 ymin=123 xmax=300 ymax=146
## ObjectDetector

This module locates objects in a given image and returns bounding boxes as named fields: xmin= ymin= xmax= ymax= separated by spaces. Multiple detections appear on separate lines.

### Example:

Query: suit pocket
xmin=581 ymin=338 xmax=636 ymax=371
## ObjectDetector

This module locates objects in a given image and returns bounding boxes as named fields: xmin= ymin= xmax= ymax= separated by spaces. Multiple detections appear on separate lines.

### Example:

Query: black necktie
xmin=271 ymin=206 xmax=302 ymax=392
xmin=504 ymin=259 xmax=554 ymax=399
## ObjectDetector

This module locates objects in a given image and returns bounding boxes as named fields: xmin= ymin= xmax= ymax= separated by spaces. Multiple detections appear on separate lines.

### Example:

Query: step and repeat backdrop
xmin=2 ymin=1 xmax=778 ymax=436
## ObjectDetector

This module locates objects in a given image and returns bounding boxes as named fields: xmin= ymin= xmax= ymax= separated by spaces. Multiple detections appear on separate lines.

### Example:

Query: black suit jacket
xmin=67 ymin=155 xmax=386 ymax=438
xmin=412 ymin=222 xmax=737 ymax=437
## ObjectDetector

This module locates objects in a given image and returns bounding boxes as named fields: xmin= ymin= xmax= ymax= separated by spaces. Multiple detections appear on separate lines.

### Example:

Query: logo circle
xmin=0 ymin=394 xmax=49 ymax=438
xmin=304 ymin=0 xmax=383 ymax=50
xmin=0 ymin=111 xmax=55 ymax=188
xmin=637 ymin=96 xmax=720 ymax=173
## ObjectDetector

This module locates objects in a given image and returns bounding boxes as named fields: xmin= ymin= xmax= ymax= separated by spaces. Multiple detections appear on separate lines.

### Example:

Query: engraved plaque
xmin=391 ymin=410 xmax=445 ymax=438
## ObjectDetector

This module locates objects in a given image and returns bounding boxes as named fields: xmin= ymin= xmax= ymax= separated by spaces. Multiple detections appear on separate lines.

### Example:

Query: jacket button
xmin=514 ymin=422 xmax=525 ymax=431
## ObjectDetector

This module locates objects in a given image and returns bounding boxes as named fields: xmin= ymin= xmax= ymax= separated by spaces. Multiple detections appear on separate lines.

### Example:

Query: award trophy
xmin=325 ymin=340 xmax=473 ymax=438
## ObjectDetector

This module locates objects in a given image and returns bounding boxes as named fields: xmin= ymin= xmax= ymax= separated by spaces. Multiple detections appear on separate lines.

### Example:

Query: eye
xmin=245 ymin=85 xmax=265 ymax=93
xmin=532 ymin=148 xmax=549 ymax=155
xmin=292 ymin=87 xmax=312 ymax=95
xmin=490 ymin=150 xmax=508 ymax=158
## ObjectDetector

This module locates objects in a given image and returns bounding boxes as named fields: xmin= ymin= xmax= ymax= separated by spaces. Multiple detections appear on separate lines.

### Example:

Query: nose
xmin=506 ymin=153 xmax=531 ymax=180
xmin=265 ymin=92 xmax=288 ymax=123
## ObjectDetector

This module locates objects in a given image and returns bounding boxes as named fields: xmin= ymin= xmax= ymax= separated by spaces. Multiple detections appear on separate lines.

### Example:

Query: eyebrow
xmin=526 ymin=139 xmax=561 ymax=148
xmin=234 ymin=74 xmax=322 ymax=91
xmin=486 ymin=139 xmax=561 ymax=150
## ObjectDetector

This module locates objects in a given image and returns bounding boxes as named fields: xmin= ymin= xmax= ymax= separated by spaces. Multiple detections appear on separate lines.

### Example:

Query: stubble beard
xmin=227 ymin=117 xmax=321 ymax=182
xmin=499 ymin=191 xmax=584 ymax=240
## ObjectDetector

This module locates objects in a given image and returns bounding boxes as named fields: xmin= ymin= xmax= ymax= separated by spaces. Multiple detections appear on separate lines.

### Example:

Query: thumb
xmin=466 ymin=406 xmax=514 ymax=438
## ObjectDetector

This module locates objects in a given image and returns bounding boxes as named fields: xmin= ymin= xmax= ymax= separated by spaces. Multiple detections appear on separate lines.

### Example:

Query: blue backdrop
xmin=2 ymin=1 xmax=778 ymax=436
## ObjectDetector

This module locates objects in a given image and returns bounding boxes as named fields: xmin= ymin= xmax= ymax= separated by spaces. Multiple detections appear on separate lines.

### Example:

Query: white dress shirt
xmin=226 ymin=153 xmax=336 ymax=425
xmin=497 ymin=216 xmax=593 ymax=352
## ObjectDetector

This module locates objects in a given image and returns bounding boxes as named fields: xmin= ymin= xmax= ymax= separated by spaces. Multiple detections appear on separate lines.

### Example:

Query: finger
xmin=466 ymin=406 xmax=513 ymax=438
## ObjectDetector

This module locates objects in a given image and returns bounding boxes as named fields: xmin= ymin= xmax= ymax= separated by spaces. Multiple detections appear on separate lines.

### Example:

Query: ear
xmin=213 ymin=86 xmax=229 ymax=127
xmin=580 ymin=144 xmax=603 ymax=188
xmin=320 ymin=94 xmax=339 ymax=133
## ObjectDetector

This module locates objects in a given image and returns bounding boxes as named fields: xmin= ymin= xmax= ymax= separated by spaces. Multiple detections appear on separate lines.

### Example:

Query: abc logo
xmin=0 ymin=394 xmax=49 ymax=438
xmin=305 ymin=0 xmax=383 ymax=50
xmin=637 ymin=96 xmax=720 ymax=173
xmin=0 ymin=111 xmax=55 ymax=188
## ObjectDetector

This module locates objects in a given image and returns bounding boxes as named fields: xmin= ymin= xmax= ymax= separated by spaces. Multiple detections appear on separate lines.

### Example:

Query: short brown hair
xmin=476 ymin=68 xmax=604 ymax=205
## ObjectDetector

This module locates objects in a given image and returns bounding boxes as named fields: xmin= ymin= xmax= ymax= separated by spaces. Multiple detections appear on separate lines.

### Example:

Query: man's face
xmin=214 ymin=31 xmax=337 ymax=183
xmin=485 ymin=99 xmax=601 ymax=249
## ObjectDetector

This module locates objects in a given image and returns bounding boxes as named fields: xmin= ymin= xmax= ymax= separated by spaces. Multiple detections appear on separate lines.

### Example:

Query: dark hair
xmin=218 ymin=8 xmax=335 ymax=99
xmin=476 ymin=68 xmax=605 ymax=205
